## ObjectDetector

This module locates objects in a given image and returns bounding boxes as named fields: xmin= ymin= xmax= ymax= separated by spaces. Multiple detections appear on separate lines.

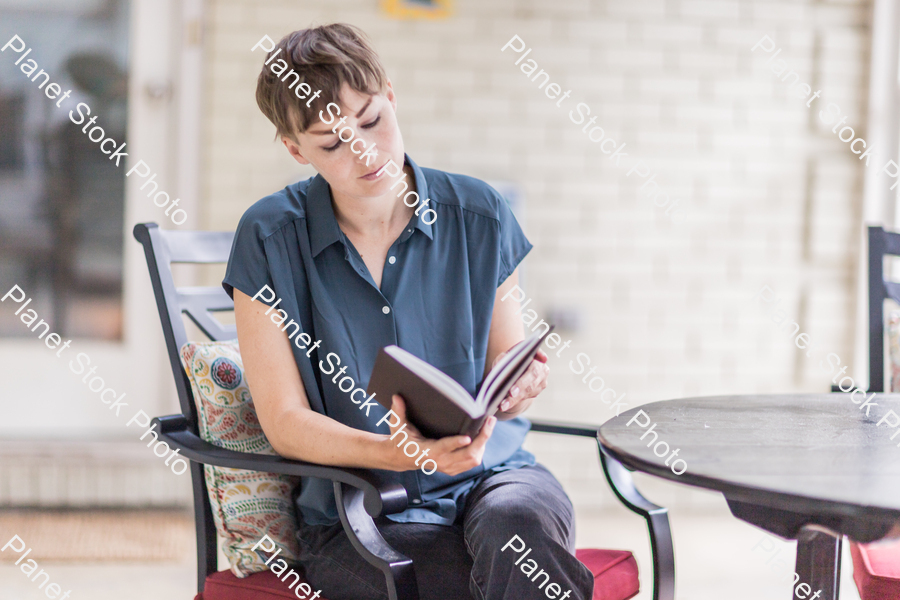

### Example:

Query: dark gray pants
xmin=295 ymin=464 xmax=595 ymax=600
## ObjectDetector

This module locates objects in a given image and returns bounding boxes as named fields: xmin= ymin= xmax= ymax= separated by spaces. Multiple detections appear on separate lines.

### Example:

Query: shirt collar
xmin=404 ymin=154 xmax=434 ymax=241
xmin=307 ymin=175 xmax=342 ymax=258
xmin=308 ymin=153 xmax=433 ymax=258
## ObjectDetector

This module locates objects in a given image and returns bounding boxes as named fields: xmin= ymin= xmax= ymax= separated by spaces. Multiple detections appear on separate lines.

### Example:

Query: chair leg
xmin=598 ymin=443 xmax=675 ymax=600
xmin=192 ymin=462 xmax=217 ymax=593
xmin=334 ymin=482 xmax=420 ymax=600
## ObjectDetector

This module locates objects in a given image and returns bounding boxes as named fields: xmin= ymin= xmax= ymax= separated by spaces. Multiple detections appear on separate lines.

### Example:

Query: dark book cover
xmin=367 ymin=327 xmax=552 ymax=439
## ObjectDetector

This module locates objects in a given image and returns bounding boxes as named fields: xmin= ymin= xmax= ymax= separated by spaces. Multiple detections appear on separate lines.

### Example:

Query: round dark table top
xmin=597 ymin=393 xmax=900 ymax=541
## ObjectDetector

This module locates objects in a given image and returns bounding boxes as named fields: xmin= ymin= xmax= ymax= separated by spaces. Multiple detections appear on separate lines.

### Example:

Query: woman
xmin=224 ymin=23 xmax=594 ymax=600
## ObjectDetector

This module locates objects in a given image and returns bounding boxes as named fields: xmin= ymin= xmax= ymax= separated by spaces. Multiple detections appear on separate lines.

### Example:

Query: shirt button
xmin=388 ymin=256 xmax=396 ymax=265
xmin=382 ymin=306 xmax=390 ymax=314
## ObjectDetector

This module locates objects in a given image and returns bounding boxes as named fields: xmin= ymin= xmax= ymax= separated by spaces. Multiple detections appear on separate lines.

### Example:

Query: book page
xmin=476 ymin=327 xmax=553 ymax=409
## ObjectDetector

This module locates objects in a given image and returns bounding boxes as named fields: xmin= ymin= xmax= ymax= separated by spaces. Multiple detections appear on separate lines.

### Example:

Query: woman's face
xmin=285 ymin=82 xmax=406 ymax=201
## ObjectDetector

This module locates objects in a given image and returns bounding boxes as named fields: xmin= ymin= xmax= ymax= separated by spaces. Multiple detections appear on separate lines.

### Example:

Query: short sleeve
xmin=222 ymin=210 xmax=275 ymax=304
xmin=494 ymin=189 xmax=532 ymax=286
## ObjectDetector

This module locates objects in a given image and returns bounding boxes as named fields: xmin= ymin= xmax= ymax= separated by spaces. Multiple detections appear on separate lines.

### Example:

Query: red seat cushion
xmin=194 ymin=569 xmax=329 ymax=600
xmin=851 ymin=540 xmax=900 ymax=600
xmin=196 ymin=548 xmax=639 ymax=600
xmin=576 ymin=548 xmax=640 ymax=600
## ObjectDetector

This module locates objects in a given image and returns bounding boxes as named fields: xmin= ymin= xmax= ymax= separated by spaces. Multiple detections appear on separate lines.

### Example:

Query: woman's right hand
xmin=385 ymin=394 xmax=496 ymax=476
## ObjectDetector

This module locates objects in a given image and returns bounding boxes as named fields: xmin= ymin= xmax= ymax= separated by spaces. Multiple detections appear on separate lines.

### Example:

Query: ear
xmin=281 ymin=135 xmax=311 ymax=166
xmin=384 ymin=79 xmax=397 ymax=112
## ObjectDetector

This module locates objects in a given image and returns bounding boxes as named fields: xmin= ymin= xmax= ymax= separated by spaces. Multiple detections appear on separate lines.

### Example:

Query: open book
xmin=367 ymin=327 xmax=554 ymax=439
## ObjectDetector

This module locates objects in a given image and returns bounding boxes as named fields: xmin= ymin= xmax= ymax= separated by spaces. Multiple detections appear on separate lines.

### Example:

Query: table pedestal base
xmin=725 ymin=500 xmax=844 ymax=599
xmin=794 ymin=527 xmax=841 ymax=600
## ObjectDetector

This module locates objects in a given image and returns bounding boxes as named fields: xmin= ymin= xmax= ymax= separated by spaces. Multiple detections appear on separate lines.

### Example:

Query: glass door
xmin=0 ymin=0 xmax=187 ymax=444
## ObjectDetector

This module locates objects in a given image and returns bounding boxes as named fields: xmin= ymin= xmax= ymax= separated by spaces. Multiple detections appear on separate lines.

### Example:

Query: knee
xmin=472 ymin=489 xmax=576 ymax=547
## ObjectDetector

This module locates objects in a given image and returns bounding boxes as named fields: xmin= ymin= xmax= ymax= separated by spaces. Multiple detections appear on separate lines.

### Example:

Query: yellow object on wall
xmin=381 ymin=0 xmax=452 ymax=20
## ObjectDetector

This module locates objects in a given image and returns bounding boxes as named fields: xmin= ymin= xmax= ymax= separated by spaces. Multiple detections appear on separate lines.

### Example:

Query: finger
xmin=502 ymin=393 xmax=529 ymax=413
xmin=509 ymin=396 xmax=534 ymax=415
xmin=454 ymin=419 xmax=493 ymax=467
xmin=513 ymin=361 xmax=542 ymax=396
xmin=502 ymin=361 xmax=549 ymax=411
xmin=527 ymin=359 xmax=550 ymax=391
xmin=523 ymin=361 xmax=543 ymax=393
xmin=501 ymin=392 xmax=523 ymax=412
xmin=534 ymin=348 xmax=549 ymax=363
xmin=530 ymin=361 xmax=550 ymax=391
xmin=468 ymin=416 xmax=496 ymax=451
xmin=501 ymin=373 xmax=531 ymax=411
xmin=388 ymin=395 xmax=409 ymax=432
xmin=441 ymin=419 xmax=495 ymax=472
xmin=436 ymin=432 xmax=473 ymax=448
xmin=491 ymin=350 xmax=508 ymax=371
xmin=388 ymin=395 xmax=428 ymax=439
xmin=391 ymin=394 xmax=407 ymax=418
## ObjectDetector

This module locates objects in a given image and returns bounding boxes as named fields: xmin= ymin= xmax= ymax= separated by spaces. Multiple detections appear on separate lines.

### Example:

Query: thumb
xmin=474 ymin=416 xmax=497 ymax=445
xmin=391 ymin=394 xmax=407 ymax=420
xmin=389 ymin=395 xmax=427 ymax=441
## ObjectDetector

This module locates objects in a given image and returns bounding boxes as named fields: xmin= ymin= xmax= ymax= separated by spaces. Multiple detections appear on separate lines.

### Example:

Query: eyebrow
xmin=355 ymin=97 xmax=373 ymax=118
xmin=307 ymin=97 xmax=374 ymax=136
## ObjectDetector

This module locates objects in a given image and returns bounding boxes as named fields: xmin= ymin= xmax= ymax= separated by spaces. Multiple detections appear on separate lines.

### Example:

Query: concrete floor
xmin=0 ymin=497 xmax=863 ymax=600
xmin=574 ymin=499 xmax=862 ymax=600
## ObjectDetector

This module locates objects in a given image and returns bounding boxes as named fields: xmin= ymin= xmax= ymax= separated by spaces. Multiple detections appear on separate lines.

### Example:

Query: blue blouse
xmin=223 ymin=154 xmax=535 ymax=526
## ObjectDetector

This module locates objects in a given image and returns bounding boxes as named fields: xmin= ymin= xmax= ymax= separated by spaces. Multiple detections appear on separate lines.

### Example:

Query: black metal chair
xmin=842 ymin=225 xmax=900 ymax=599
xmin=829 ymin=225 xmax=900 ymax=395
xmin=865 ymin=225 xmax=900 ymax=393
xmin=133 ymin=221 xmax=676 ymax=600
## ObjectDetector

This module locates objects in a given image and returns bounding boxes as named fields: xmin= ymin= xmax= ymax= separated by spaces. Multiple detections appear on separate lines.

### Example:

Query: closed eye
xmin=322 ymin=114 xmax=380 ymax=151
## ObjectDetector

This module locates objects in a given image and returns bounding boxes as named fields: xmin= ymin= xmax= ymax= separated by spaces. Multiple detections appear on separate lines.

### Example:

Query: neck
xmin=332 ymin=164 xmax=417 ymax=239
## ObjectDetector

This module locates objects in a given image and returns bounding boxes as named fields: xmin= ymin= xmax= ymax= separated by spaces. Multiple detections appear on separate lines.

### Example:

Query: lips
xmin=360 ymin=161 xmax=389 ymax=180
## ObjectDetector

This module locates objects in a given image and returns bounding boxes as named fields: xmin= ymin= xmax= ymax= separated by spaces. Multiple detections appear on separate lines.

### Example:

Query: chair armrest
xmin=526 ymin=417 xmax=668 ymax=512
xmin=529 ymin=418 xmax=600 ymax=437
xmin=526 ymin=417 xmax=675 ymax=600
xmin=152 ymin=415 xmax=408 ymax=517
xmin=335 ymin=482 xmax=420 ymax=600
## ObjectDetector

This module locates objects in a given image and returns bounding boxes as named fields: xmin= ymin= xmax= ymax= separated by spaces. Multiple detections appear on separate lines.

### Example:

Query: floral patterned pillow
xmin=180 ymin=340 xmax=300 ymax=578
xmin=889 ymin=312 xmax=900 ymax=393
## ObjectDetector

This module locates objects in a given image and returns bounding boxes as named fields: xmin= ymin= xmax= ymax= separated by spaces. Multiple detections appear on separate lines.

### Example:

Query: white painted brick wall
xmin=0 ymin=442 xmax=191 ymax=507
xmin=201 ymin=0 xmax=872 ymax=510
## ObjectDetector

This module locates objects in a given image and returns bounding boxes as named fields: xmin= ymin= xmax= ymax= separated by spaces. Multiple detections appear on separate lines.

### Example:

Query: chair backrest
xmin=867 ymin=226 xmax=900 ymax=392
xmin=134 ymin=222 xmax=238 ymax=589
xmin=132 ymin=222 xmax=236 ymax=427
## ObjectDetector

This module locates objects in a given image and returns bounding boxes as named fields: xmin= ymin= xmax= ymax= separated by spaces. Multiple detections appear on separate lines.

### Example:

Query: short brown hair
xmin=255 ymin=23 xmax=388 ymax=141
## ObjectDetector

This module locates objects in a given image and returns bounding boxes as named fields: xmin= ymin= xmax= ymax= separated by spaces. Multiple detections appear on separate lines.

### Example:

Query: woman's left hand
xmin=493 ymin=348 xmax=550 ymax=419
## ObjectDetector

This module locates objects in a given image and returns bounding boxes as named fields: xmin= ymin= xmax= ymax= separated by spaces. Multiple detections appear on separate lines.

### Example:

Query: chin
xmin=361 ymin=174 xmax=394 ymax=195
